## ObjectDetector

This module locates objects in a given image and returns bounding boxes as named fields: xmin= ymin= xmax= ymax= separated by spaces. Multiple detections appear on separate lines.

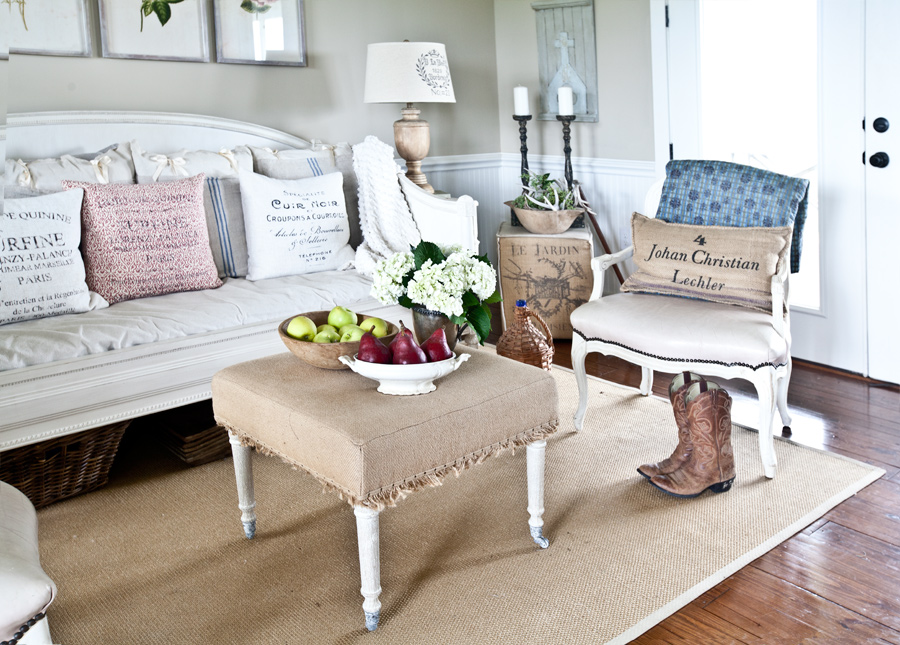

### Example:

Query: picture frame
xmin=9 ymin=0 xmax=92 ymax=57
xmin=99 ymin=0 xmax=210 ymax=62
xmin=213 ymin=0 xmax=307 ymax=67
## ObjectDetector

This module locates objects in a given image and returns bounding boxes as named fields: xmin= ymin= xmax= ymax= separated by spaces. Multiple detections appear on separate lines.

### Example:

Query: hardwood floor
xmin=544 ymin=337 xmax=900 ymax=644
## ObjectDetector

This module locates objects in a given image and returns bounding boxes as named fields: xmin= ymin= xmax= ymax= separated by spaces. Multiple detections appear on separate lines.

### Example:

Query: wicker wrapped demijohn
xmin=497 ymin=300 xmax=554 ymax=370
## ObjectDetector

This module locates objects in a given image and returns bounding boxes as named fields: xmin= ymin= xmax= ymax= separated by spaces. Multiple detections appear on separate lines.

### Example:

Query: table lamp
xmin=364 ymin=41 xmax=455 ymax=193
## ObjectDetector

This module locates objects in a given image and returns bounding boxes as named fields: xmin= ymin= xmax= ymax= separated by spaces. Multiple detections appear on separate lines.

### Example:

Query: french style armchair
xmin=570 ymin=161 xmax=810 ymax=479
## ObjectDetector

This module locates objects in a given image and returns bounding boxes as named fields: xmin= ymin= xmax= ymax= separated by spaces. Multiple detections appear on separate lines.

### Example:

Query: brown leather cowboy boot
xmin=637 ymin=372 xmax=707 ymax=479
xmin=649 ymin=381 xmax=735 ymax=498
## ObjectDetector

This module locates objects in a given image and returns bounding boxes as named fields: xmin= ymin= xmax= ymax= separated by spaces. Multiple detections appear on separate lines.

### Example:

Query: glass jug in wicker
xmin=496 ymin=300 xmax=554 ymax=370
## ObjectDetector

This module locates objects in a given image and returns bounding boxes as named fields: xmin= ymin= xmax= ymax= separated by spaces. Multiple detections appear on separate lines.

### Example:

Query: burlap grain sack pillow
xmin=622 ymin=212 xmax=792 ymax=313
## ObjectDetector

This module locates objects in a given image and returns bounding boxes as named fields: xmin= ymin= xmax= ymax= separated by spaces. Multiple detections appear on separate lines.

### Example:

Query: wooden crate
xmin=496 ymin=222 xmax=594 ymax=339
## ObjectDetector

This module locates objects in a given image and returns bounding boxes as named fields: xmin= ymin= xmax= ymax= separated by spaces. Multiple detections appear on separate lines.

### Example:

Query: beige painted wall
xmin=493 ymin=0 xmax=655 ymax=162
xmin=6 ymin=0 xmax=500 ymax=156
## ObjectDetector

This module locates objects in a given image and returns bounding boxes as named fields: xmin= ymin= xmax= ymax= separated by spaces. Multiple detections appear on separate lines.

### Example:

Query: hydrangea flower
xmin=369 ymin=242 xmax=500 ymax=344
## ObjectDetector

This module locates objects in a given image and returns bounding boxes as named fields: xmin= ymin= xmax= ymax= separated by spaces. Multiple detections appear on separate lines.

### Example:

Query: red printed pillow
xmin=62 ymin=175 xmax=222 ymax=304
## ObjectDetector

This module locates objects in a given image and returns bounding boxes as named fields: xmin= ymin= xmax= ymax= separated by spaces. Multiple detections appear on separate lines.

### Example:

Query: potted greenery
xmin=505 ymin=171 xmax=584 ymax=235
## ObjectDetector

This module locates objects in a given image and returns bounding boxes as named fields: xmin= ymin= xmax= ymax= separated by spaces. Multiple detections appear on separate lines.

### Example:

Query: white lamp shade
xmin=364 ymin=42 xmax=456 ymax=104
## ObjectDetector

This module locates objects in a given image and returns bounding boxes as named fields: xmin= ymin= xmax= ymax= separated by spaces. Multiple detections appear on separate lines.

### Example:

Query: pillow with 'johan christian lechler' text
xmin=621 ymin=212 xmax=792 ymax=313
xmin=63 ymin=175 xmax=222 ymax=304
xmin=1 ymin=190 xmax=108 ymax=325
xmin=239 ymin=170 xmax=355 ymax=281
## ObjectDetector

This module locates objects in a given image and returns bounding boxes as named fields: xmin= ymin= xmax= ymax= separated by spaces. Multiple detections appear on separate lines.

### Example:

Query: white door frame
xmin=649 ymin=0 xmax=870 ymax=375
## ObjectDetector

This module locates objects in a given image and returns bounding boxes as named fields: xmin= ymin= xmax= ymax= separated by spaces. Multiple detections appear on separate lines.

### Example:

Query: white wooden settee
xmin=0 ymin=111 xmax=479 ymax=455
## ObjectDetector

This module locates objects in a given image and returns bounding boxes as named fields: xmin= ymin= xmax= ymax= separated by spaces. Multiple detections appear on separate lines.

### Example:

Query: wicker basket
xmin=0 ymin=421 xmax=130 ymax=508
xmin=496 ymin=300 xmax=554 ymax=371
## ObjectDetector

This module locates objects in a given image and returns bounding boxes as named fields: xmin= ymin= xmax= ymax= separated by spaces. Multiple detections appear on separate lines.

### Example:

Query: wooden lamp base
xmin=394 ymin=105 xmax=434 ymax=193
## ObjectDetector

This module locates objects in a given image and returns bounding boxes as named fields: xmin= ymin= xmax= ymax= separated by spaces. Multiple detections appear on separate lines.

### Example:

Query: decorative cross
xmin=554 ymin=32 xmax=575 ymax=80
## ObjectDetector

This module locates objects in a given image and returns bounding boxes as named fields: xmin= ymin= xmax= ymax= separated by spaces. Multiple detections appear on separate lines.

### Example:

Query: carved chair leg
xmin=754 ymin=374 xmax=779 ymax=479
xmin=572 ymin=336 xmax=589 ymax=431
xmin=776 ymin=359 xmax=793 ymax=428
xmin=228 ymin=432 xmax=257 ymax=539
xmin=526 ymin=439 xmax=550 ymax=549
xmin=354 ymin=506 xmax=382 ymax=631
xmin=639 ymin=367 xmax=654 ymax=396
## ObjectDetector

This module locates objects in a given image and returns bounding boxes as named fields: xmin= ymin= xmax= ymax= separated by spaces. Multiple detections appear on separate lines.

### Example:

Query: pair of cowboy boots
xmin=638 ymin=372 xmax=736 ymax=498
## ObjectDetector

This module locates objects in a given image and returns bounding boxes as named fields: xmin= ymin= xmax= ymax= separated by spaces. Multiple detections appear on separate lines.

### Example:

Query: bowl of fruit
xmin=338 ymin=324 xmax=469 ymax=395
xmin=279 ymin=306 xmax=399 ymax=370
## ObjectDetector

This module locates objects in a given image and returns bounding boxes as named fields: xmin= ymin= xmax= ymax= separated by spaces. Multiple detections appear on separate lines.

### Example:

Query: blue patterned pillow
xmin=655 ymin=160 xmax=809 ymax=273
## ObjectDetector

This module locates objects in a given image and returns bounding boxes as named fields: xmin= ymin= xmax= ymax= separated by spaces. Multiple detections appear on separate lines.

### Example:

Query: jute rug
xmin=36 ymin=366 xmax=882 ymax=644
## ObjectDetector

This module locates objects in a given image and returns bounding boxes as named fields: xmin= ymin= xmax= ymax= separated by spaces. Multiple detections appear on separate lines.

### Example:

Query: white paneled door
xmin=865 ymin=0 xmax=900 ymax=384
xmin=657 ymin=0 xmax=897 ymax=382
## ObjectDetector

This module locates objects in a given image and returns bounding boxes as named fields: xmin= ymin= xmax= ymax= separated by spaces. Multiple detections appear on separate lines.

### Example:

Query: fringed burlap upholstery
xmin=212 ymin=348 xmax=559 ymax=510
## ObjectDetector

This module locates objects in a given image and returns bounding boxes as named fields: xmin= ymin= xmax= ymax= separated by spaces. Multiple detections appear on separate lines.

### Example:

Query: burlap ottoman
xmin=212 ymin=348 xmax=559 ymax=631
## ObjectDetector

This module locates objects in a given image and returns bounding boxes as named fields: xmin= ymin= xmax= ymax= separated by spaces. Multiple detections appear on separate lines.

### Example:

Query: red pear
xmin=389 ymin=322 xmax=427 ymax=365
xmin=419 ymin=328 xmax=453 ymax=362
xmin=358 ymin=332 xmax=392 ymax=364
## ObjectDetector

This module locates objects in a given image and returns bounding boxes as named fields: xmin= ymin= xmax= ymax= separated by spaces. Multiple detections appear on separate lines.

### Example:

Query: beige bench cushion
xmin=213 ymin=349 xmax=558 ymax=509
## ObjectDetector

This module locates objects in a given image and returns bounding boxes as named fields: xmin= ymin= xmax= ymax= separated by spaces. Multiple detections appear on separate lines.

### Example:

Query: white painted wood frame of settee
xmin=0 ymin=111 xmax=478 ymax=453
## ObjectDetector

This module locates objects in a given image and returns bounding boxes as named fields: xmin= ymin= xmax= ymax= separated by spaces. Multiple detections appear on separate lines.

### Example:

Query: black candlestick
xmin=512 ymin=114 xmax=532 ymax=186
xmin=556 ymin=115 xmax=576 ymax=190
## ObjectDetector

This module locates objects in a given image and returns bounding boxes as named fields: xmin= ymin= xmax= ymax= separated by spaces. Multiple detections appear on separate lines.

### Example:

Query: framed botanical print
xmin=8 ymin=0 xmax=92 ymax=57
xmin=213 ymin=0 xmax=307 ymax=66
xmin=99 ymin=0 xmax=210 ymax=62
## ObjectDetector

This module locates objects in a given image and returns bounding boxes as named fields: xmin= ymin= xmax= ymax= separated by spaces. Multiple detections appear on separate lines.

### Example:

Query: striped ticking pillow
xmin=655 ymin=160 xmax=809 ymax=274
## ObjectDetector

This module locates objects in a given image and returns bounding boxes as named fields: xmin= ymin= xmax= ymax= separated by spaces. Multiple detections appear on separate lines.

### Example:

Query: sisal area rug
xmin=37 ymin=366 xmax=882 ymax=644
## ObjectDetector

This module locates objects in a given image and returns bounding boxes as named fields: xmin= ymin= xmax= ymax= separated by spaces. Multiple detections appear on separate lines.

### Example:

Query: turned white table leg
xmin=354 ymin=506 xmax=382 ymax=631
xmin=228 ymin=432 xmax=257 ymax=539
xmin=526 ymin=439 xmax=550 ymax=549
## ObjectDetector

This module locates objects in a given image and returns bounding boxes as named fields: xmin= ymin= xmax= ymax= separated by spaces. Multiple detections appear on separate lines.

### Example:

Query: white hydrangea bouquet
xmin=371 ymin=241 xmax=501 ymax=345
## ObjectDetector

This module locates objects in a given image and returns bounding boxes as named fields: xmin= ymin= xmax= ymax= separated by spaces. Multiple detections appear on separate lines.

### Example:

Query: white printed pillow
xmin=131 ymin=142 xmax=254 ymax=278
xmin=5 ymin=143 xmax=135 ymax=196
xmin=250 ymin=143 xmax=361 ymax=248
xmin=239 ymin=170 xmax=355 ymax=281
xmin=63 ymin=175 xmax=222 ymax=304
xmin=0 ymin=190 xmax=107 ymax=326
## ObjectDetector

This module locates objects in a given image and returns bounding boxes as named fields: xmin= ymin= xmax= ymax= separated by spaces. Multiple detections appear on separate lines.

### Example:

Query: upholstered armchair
xmin=570 ymin=161 xmax=810 ymax=480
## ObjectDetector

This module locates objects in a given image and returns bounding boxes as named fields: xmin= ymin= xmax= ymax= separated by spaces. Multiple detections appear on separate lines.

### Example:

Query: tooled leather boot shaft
xmin=649 ymin=384 xmax=735 ymax=498
xmin=637 ymin=372 xmax=705 ymax=479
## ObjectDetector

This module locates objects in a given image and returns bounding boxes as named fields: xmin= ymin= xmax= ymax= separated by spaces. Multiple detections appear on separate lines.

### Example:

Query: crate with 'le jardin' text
xmin=496 ymin=222 xmax=594 ymax=339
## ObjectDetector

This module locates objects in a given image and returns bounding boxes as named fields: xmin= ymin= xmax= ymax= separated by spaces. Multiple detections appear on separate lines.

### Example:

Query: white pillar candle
xmin=514 ymin=86 xmax=530 ymax=116
xmin=558 ymin=86 xmax=574 ymax=116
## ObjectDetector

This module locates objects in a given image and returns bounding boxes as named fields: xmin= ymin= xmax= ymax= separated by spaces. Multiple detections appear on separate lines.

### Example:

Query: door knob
xmin=870 ymin=152 xmax=890 ymax=168
xmin=873 ymin=117 xmax=890 ymax=133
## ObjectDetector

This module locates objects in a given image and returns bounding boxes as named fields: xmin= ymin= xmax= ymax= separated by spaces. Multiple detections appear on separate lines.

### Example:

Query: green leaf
xmin=153 ymin=2 xmax=172 ymax=26
xmin=412 ymin=241 xmax=445 ymax=271
xmin=398 ymin=294 xmax=413 ymax=309
xmin=142 ymin=1 xmax=153 ymax=16
xmin=461 ymin=290 xmax=479 ymax=309
xmin=467 ymin=306 xmax=491 ymax=345
xmin=483 ymin=289 xmax=502 ymax=305
xmin=241 ymin=0 xmax=272 ymax=12
xmin=450 ymin=314 xmax=467 ymax=326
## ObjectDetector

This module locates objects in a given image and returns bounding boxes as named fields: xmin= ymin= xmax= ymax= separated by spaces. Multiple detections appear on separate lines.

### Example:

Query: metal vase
xmin=411 ymin=305 xmax=460 ymax=352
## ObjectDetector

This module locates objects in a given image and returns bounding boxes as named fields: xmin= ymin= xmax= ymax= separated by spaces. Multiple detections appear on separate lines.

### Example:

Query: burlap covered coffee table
xmin=211 ymin=348 xmax=559 ymax=631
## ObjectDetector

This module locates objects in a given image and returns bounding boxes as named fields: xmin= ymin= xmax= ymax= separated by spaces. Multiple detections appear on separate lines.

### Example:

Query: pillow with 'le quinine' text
xmin=1 ymin=190 xmax=108 ymax=326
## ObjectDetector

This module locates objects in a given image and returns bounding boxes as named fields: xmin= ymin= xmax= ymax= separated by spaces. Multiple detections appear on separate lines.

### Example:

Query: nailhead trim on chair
xmin=571 ymin=329 xmax=788 ymax=371
xmin=1 ymin=612 xmax=44 ymax=645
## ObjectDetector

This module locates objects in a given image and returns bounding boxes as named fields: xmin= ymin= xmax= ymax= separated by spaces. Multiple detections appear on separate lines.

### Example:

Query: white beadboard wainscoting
xmin=421 ymin=153 xmax=658 ymax=292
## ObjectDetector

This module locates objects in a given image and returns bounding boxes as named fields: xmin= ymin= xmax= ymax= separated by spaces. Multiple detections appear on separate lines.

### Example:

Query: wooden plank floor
xmin=541 ymin=337 xmax=900 ymax=645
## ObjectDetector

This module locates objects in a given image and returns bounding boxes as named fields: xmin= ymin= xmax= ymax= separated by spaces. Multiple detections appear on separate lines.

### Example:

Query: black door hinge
xmin=669 ymin=143 xmax=674 ymax=160
xmin=863 ymin=151 xmax=866 ymax=164
xmin=665 ymin=4 xmax=670 ymax=27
